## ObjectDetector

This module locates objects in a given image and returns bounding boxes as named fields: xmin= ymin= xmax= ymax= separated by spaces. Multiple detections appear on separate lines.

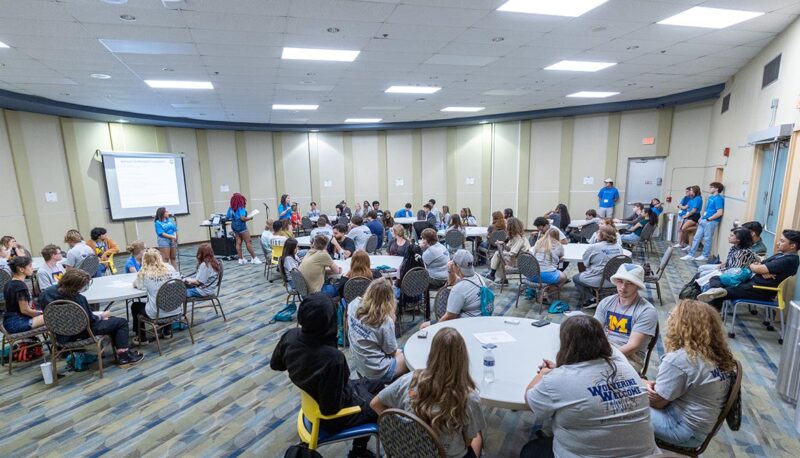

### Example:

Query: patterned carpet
xmin=1 ymin=241 xmax=799 ymax=457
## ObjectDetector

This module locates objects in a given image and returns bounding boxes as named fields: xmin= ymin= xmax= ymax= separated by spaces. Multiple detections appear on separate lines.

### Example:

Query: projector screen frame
xmin=98 ymin=150 xmax=191 ymax=222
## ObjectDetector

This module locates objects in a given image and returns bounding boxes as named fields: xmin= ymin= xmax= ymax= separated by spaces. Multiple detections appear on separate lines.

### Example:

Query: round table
xmin=568 ymin=219 xmax=627 ymax=230
xmin=562 ymin=243 xmax=631 ymax=262
xmin=82 ymin=273 xmax=145 ymax=305
xmin=333 ymin=255 xmax=403 ymax=277
xmin=295 ymin=235 xmax=311 ymax=247
xmin=404 ymin=316 xmax=560 ymax=410
xmin=394 ymin=217 xmax=416 ymax=225
xmin=437 ymin=227 xmax=488 ymax=238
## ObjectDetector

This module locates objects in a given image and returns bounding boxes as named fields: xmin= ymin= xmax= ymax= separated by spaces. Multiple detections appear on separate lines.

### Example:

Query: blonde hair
xmin=533 ymin=228 xmax=561 ymax=263
xmin=138 ymin=248 xmax=171 ymax=281
xmin=665 ymin=300 xmax=736 ymax=372
xmin=348 ymin=250 xmax=373 ymax=279
xmin=355 ymin=278 xmax=395 ymax=327
xmin=392 ymin=224 xmax=408 ymax=240
xmin=411 ymin=327 xmax=476 ymax=435
xmin=597 ymin=225 xmax=618 ymax=244
xmin=126 ymin=240 xmax=145 ymax=255
xmin=64 ymin=229 xmax=83 ymax=244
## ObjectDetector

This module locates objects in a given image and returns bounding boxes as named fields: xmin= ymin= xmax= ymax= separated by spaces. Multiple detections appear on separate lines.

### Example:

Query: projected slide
xmin=101 ymin=152 xmax=189 ymax=220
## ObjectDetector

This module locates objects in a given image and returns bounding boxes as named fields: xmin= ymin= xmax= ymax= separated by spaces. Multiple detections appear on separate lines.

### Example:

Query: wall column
xmin=605 ymin=113 xmax=621 ymax=182
xmin=342 ymin=132 xmax=355 ymax=205
xmin=59 ymin=118 xmax=92 ymax=237
xmin=308 ymin=132 xmax=321 ymax=205
xmin=411 ymin=130 xmax=423 ymax=206
xmin=559 ymin=118 xmax=574 ymax=205
xmin=377 ymin=131 xmax=389 ymax=207
xmin=446 ymin=127 xmax=457 ymax=210
xmin=517 ymin=120 xmax=532 ymax=226
xmin=195 ymin=130 xmax=215 ymax=218
xmin=481 ymin=124 xmax=493 ymax=223
xmin=656 ymin=107 xmax=674 ymax=157
xmin=4 ymin=110 xmax=42 ymax=250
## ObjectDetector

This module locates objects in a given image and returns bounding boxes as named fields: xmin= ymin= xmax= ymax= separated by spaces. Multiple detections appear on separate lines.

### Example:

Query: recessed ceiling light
xmin=162 ymin=67 xmax=174 ymax=72
xmin=0 ymin=41 xmax=10 ymax=49
xmin=281 ymin=47 xmax=359 ymax=62
xmin=545 ymin=60 xmax=616 ymax=72
xmin=491 ymin=36 xmax=505 ymax=42
xmin=119 ymin=14 xmax=136 ymax=21
xmin=479 ymin=121 xmax=488 ymax=124
xmin=658 ymin=7 xmax=764 ymax=29
xmin=145 ymin=80 xmax=214 ymax=89
xmin=386 ymin=86 xmax=441 ymax=94
xmin=272 ymin=104 xmax=319 ymax=110
xmin=310 ymin=129 xmax=320 ymax=132
xmin=116 ymin=119 xmax=128 ymax=123
xmin=567 ymin=91 xmax=620 ymax=98
xmin=497 ymin=0 xmax=609 ymax=17
xmin=327 ymin=27 xmax=340 ymax=33
xmin=102 ymin=0 xmax=128 ymax=4
xmin=91 ymin=73 xmax=111 ymax=79
xmin=441 ymin=107 xmax=485 ymax=112
xmin=345 ymin=118 xmax=382 ymax=123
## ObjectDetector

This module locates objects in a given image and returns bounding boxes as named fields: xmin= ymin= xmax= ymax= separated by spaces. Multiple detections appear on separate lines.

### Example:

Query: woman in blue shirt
xmin=154 ymin=207 xmax=178 ymax=268
xmin=125 ymin=240 xmax=145 ymax=273
xmin=227 ymin=192 xmax=261 ymax=265
xmin=675 ymin=185 xmax=702 ymax=249
xmin=278 ymin=194 xmax=293 ymax=221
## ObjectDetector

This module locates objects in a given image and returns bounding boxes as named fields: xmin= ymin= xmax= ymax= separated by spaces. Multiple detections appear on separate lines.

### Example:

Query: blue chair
xmin=722 ymin=277 xmax=792 ymax=344
xmin=296 ymin=389 xmax=380 ymax=453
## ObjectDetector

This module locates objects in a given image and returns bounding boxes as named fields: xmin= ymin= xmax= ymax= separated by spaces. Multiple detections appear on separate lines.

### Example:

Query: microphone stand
xmin=263 ymin=202 xmax=270 ymax=220
xmin=172 ymin=216 xmax=181 ymax=272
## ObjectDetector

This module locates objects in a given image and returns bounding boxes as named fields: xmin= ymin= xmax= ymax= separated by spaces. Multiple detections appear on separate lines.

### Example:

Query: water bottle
xmin=483 ymin=344 xmax=496 ymax=384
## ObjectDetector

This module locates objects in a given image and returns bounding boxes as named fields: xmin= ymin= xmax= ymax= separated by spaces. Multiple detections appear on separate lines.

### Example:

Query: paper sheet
xmin=473 ymin=331 xmax=516 ymax=344
xmin=248 ymin=209 xmax=260 ymax=218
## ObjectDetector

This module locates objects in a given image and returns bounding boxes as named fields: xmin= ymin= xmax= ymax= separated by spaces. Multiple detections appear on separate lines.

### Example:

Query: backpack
xmin=678 ymin=280 xmax=700 ymax=300
xmin=465 ymin=277 xmax=495 ymax=316
xmin=14 ymin=341 xmax=43 ymax=362
xmin=397 ymin=243 xmax=426 ymax=308
xmin=284 ymin=445 xmax=323 ymax=458
xmin=66 ymin=351 xmax=97 ymax=371
xmin=269 ymin=303 xmax=298 ymax=324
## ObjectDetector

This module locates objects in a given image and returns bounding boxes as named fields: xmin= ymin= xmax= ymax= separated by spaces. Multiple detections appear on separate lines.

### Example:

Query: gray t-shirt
xmin=447 ymin=275 xmax=484 ymax=318
xmin=594 ymin=295 xmax=658 ymax=365
xmin=64 ymin=241 xmax=94 ymax=267
xmin=192 ymin=262 xmax=219 ymax=296
xmin=580 ymin=242 xmax=624 ymax=287
xmin=378 ymin=372 xmax=485 ymax=458
xmin=310 ymin=225 xmax=334 ymax=242
xmin=422 ymin=242 xmax=449 ymax=280
xmin=347 ymin=297 xmax=397 ymax=379
xmin=655 ymin=349 xmax=732 ymax=435
xmin=37 ymin=262 xmax=65 ymax=289
xmin=347 ymin=225 xmax=372 ymax=251
xmin=134 ymin=265 xmax=181 ymax=318
xmin=532 ymin=244 xmax=564 ymax=272
xmin=526 ymin=349 xmax=658 ymax=458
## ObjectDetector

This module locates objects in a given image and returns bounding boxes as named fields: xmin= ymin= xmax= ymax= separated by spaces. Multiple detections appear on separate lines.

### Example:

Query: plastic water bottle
xmin=483 ymin=344 xmax=496 ymax=384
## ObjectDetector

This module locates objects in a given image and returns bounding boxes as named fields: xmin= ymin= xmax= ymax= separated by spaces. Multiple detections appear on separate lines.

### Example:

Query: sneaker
xmin=118 ymin=350 xmax=145 ymax=367
xmin=680 ymin=254 xmax=695 ymax=261
xmin=582 ymin=301 xmax=598 ymax=310
xmin=238 ymin=258 xmax=246 ymax=265
xmin=250 ymin=257 xmax=263 ymax=265
xmin=694 ymin=255 xmax=708 ymax=262
xmin=672 ymin=243 xmax=683 ymax=248
xmin=681 ymin=246 xmax=691 ymax=252
xmin=697 ymin=287 xmax=727 ymax=303
xmin=484 ymin=273 xmax=496 ymax=282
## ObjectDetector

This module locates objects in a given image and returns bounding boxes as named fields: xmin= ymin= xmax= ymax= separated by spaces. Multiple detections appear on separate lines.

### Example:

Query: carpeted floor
xmin=1 ymin=241 xmax=798 ymax=457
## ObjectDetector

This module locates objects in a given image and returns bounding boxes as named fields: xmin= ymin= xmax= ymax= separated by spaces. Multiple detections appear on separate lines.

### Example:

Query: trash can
xmin=777 ymin=300 xmax=800 ymax=405
xmin=665 ymin=213 xmax=676 ymax=243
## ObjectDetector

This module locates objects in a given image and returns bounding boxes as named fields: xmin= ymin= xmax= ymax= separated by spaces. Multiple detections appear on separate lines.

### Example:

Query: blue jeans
xmin=186 ymin=288 xmax=204 ymax=297
xmin=3 ymin=314 xmax=33 ymax=333
xmin=621 ymin=233 xmax=641 ymax=244
xmin=688 ymin=218 xmax=719 ymax=257
xmin=650 ymin=405 xmax=704 ymax=448
xmin=321 ymin=283 xmax=338 ymax=298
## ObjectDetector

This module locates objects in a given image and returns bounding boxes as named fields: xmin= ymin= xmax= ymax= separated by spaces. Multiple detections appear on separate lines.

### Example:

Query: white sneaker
xmin=672 ymin=243 xmax=683 ymax=248
xmin=680 ymin=254 xmax=695 ymax=260
xmin=238 ymin=258 xmax=246 ymax=265
xmin=694 ymin=256 xmax=708 ymax=262
xmin=697 ymin=287 xmax=727 ymax=303
xmin=250 ymin=257 xmax=263 ymax=265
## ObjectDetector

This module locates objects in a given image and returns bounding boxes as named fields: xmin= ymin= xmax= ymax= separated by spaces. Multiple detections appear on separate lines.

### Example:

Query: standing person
xmin=154 ymin=207 xmax=178 ymax=268
xmin=572 ymin=226 xmax=624 ymax=308
xmin=395 ymin=203 xmax=413 ymax=219
xmin=371 ymin=327 xmax=485 ymax=458
xmin=593 ymin=264 xmax=658 ymax=372
xmin=183 ymin=243 xmax=221 ymax=298
xmin=37 ymin=244 xmax=65 ymax=289
xmin=521 ymin=315 xmax=658 ymax=458
xmin=387 ymin=224 xmax=411 ymax=258
xmin=226 ymin=193 xmax=261 ymax=265
xmin=646 ymin=300 xmax=736 ymax=448
xmin=62 ymin=229 xmax=94 ymax=270
xmin=328 ymin=224 xmax=356 ymax=260
xmin=132 ymin=249 xmax=181 ymax=342
xmin=675 ymin=186 xmax=703 ymax=250
xmin=365 ymin=211 xmax=385 ymax=251
xmin=125 ymin=240 xmax=145 ymax=273
xmin=271 ymin=293 xmax=382 ymax=458
xmin=300 ymin=235 xmax=342 ymax=298
xmin=308 ymin=202 xmax=320 ymax=219
xmin=87 ymin=227 xmax=119 ymax=276
xmin=348 ymin=278 xmax=408 ymax=382
xmin=597 ymin=178 xmax=620 ymax=218
xmin=682 ymin=182 xmax=725 ymax=262
xmin=278 ymin=194 xmax=293 ymax=222
xmin=3 ymin=256 xmax=44 ymax=333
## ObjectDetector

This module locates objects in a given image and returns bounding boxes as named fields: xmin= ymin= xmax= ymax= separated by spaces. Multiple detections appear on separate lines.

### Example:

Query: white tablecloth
xmin=562 ymin=243 xmax=631 ymax=262
xmin=296 ymin=236 xmax=311 ymax=248
xmin=394 ymin=217 xmax=416 ymax=225
xmin=332 ymin=255 xmax=403 ymax=277
xmin=437 ymin=227 xmax=488 ymax=238
xmin=568 ymin=219 xmax=627 ymax=230
xmin=404 ymin=316 xmax=560 ymax=410
xmin=82 ymin=273 xmax=145 ymax=305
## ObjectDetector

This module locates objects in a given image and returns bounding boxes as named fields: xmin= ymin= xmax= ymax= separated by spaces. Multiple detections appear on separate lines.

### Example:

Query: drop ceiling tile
xmin=364 ymin=38 xmax=449 ymax=53
xmin=731 ymin=12 xmax=797 ymax=33
xmin=100 ymin=39 xmax=197 ymax=55
xmin=81 ymin=23 xmax=195 ymax=42
xmin=286 ymin=17 xmax=382 ymax=37
xmin=0 ymin=19 xmax=89 ymax=38
xmin=689 ymin=29 xmax=776 ymax=46
xmin=375 ymin=23 xmax=467 ymax=42
xmin=62 ymin=3 xmax=185 ymax=28
xmin=288 ymin=0 xmax=396 ymax=22
xmin=472 ymin=11 xmax=570 ymax=33
xmin=622 ymin=24 xmax=711 ymax=43
xmin=182 ymin=10 xmax=287 ymax=32
xmin=582 ymin=0 xmax=687 ymax=23
xmin=386 ymin=4 xmax=487 ymax=27
xmin=425 ymin=54 xmax=498 ymax=66
xmin=195 ymin=43 xmax=279 ymax=59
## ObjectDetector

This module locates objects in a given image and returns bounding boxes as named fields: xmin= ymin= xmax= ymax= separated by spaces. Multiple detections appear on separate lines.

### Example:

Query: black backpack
xmin=284 ymin=445 xmax=323 ymax=458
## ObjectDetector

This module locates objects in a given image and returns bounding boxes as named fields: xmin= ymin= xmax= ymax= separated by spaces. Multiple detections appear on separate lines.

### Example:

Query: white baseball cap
xmin=604 ymin=178 xmax=614 ymax=183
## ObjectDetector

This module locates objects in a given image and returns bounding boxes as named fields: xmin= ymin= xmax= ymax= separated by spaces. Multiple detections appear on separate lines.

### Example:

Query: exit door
xmin=754 ymin=141 xmax=789 ymax=254
xmin=624 ymin=157 xmax=666 ymax=216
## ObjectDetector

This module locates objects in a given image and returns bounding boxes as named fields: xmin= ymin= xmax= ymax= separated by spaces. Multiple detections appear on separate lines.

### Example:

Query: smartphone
xmin=532 ymin=320 xmax=550 ymax=327
xmin=417 ymin=330 xmax=428 ymax=339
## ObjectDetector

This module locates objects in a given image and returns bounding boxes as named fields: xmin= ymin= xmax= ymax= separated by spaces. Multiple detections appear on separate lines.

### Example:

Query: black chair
xmin=365 ymin=234 xmax=379 ymax=254
xmin=290 ymin=269 xmax=310 ymax=300
xmin=628 ymin=223 xmax=656 ymax=257
xmin=0 ymin=320 xmax=48 ymax=375
xmin=398 ymin=267 xmax=430 ymax=335
xmin=338 ymin=216 xmax=350 ymax=226
xmin=185 ymin=264 xmax=225 ymax=325
xmin=433 ymin=287 xmax=451 ymax=321
xmin=138 ymin=279 xmax=194 ymax=356
xmin=378 ymin=408 xmax=446 ymax=458
xmin=444 ymin=230 xmax=465 ymax=254
xmin=0 ymin=268 xmax=11 ymax=308
xmin=514 ymin=252 xmax=541 ymax=309
xmin=301 ymin=216 xmax=313 ymax=235
xmin=644 ymin=246 xmax=674 ymax=306
xmin=342 ymin=277 xmax=372 ymax=347
xmin=43 ymin=299 xmax=112 ymax=383
xmin=478 ymin=229 xmax=507 ymax=264
xmin=412 ymin=221 xmax=435 ymax=240
xmin=578 ymin=222 xmax=598 ymax=243
xmin=76 ymin=255 xmax=100 ymax=277
xmin=590 ymin=255 xmax=632 ymax=306
xmin=640 ymin=322 xmax=659 ymax=377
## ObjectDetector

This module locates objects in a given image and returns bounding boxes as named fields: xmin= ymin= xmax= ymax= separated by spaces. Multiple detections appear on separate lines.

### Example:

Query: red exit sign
xmin=642 ymin=137 xmax=655 ymax=145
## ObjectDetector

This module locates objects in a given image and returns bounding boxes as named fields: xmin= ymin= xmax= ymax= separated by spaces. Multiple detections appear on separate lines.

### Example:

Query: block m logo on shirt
xmin=606 ymin=311 xmax=632 ymax=335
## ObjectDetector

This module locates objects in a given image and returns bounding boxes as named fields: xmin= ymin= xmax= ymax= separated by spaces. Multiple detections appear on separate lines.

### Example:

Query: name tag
xmin=603 ymin=199 xmax=609 ymax=204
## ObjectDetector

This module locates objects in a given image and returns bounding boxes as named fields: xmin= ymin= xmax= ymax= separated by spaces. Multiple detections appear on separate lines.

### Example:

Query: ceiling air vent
xmin=762 ymin=54 xmax=781 ymax=88
xmin=721 ymin=93 xmax=730 ymax=114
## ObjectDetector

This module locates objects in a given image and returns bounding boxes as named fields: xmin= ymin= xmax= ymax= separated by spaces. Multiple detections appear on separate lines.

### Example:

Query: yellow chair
xmin=101 ymin=254 xmax=116 ymax=275
xmin=267 ymin=244 xmax=284 ymax=282
xmin=296 ymin=389 xmax=379 ymax=452
xmin=722 ymin=276 xmax=794 ymax=344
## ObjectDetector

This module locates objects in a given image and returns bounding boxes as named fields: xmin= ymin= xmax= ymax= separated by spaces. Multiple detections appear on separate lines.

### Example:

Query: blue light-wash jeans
xmin=621 ymin=233 xmax=641 ymax=244
xmin=650 ymin=405 xmax=704 ymax=448
xmin=688 ymin=218 xmax=719 ymax=258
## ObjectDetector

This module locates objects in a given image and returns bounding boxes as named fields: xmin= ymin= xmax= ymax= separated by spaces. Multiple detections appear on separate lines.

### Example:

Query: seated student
xmin=259 ymin=219 xmax=276 ymax=257
xmin=132 ymin=249 xmax=181 ymax=343
xmin=394 ymin=203 xmax=413 ymax=218
xmin=183 ymin=243 xmax=220 ymax=298
xmin=527 ymin=228 xmax=568 ymax=291
xmin=372 ymin=328 xmax=485 ymax=458
xmin=1 ymin=235 xmax=29 ymax=259
xmin=87 ymin=227 xmax=119 ymax=276
xmin=38 ymin=269 xmax=144 ymax=366
xmin=545 ymin=204 xmax=570 ymax=233
xmin=420 ymin=228 xmax=450 ymax=289
xmin=587 ymin=218 xmax=621 ymax=246
xmin=447 ymin=214 xmax=467 ymax=237
xmin=338 ymin=250 xmax=382 ymax=294
xmin=616 ymin=202 xmax=645 ymax=226
xmin=310 ymin=215 xmax=334 ymax=241
xmin=62 ymin=229 xmax=94 ymax=269
xmin=461 ymin=208 xmax=478 ymax=227
xmin=695 ymin=228 xmax=757 ymax=281
xmin=365 ymin=211 xmax=385 ymax=250
xmin=572 ymin=226 xmax=624 ymax=308
xmin=675 ymin=187 xmax=692 ymax=220
xmin=487 ymin=217 xmax=530 ymax=284
xmin=308 ymin=201 xmax=320 ymax=218
xmin=650 ymin=198 xmax=664 ymax=217
xmin=621 ymin=207 xmax=657 ymax=245
xmin=742 ymin=221 xmax=768 ymax=257
xmin=674 ymin=186 xmax=702 ymax=249
xmin=521 ymin=315 xmax=658 ymax=458
xmin=382 ymin=213 xmax=395 ymax=243
xmin=568 ymin=209 xmax=601 ymax=242
xmin=372 ymin=201 xmax=384 ymax=220
xmin=337 ymin=201 xmax=354 ymax=219
xmin=300 ymin=235 xmax=342 ymax=298
xmin=593 ymin=264 xmax=658 ymax=372
xmin=486 ymin=211 xmax=507 ymax=239
xmin=418 ymin=203 xmax=437 ymax=225
xmin=353 ymin=201 xmax=367 ymax=220
xmin=271 ymin=293 xmax=382 ymax=458
xmin=125 ymin=241 xmax=145 ymax=273
xmin=440 ymin=205 xmax=452 ymax=228
xmin=0 ymin=245 xmax=9 ymax=273
xmin=421 ymin=250 xmax=485 ymax=329
xmin=279 ymin=239 xmax=301 ymax=289
xmin=428 ymin=199 xmax=440 ymax=222
xmin=328 ymin=224 xmax=357 ymax=260
xmin=698 ymin=229 xmax=800 ymax=307
xmin=504 ymin=207 xmax=514 ymax=221
xmin=347 ymin=216 xmax=373 ymax=252
xmin=276 ymin=219 xmax=294 ymax=239
xmin=645 ymin=300 xmax=735 ymax=448
xmin=37 ymin=244 xmax=66 ymax=289
xmin=348 ymin=278 xmax=408 ymax=382
xmin=531 ymin=217 xmax=567 ymax=245
xmin=387 ymin=224 xmax=411 ymax=257
xmin=3 ymin=256 xmax=45 ymax=333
